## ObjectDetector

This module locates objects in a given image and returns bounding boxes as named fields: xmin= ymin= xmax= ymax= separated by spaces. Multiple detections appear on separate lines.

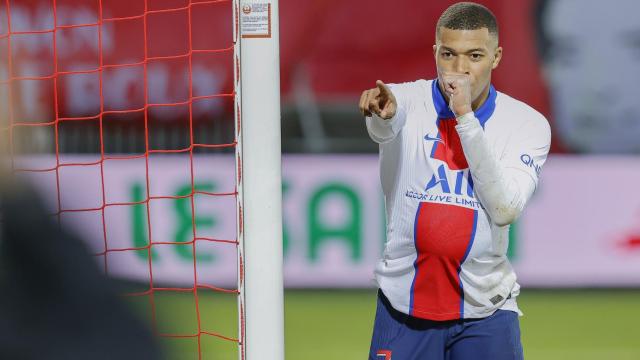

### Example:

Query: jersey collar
xmin=431 ymin=78 xmax=497 ymax=128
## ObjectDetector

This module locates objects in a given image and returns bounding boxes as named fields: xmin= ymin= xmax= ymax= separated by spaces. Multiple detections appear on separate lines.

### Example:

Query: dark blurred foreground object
xmin=0 ymin=185 xmax=163 ymax=360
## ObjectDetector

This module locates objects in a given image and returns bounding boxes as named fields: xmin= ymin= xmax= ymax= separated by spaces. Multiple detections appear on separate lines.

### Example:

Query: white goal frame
xmin=233 ymin=0 xmax=284 ymax=359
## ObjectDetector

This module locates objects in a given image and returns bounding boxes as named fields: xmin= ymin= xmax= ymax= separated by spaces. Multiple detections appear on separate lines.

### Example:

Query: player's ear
xmin=491 ymin=46 xmax=503 ymax=70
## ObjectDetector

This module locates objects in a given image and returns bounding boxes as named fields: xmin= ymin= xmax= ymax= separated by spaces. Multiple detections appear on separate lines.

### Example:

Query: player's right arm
xmin=360 ymin=80 xmax=409 ymax=144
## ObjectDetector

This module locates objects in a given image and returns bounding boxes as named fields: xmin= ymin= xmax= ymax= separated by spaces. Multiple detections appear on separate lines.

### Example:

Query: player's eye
xmin=441 ymin=51 xmax=453 ymax=58
xmin=470 ymin=53 xmax=483 ymax=60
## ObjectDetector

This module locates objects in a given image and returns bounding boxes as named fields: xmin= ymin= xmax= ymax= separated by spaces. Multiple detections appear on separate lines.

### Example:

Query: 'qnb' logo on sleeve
xmin=520 ymin=154 xmax=542 ymax=176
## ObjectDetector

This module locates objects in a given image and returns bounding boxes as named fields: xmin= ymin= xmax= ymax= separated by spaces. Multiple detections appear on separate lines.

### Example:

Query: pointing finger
xmin=376 ymin=80 xmax=391 ymax=98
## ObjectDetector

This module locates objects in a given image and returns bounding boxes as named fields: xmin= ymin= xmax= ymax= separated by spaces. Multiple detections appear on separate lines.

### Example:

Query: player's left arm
xmin=442 ymin=74 xmax=551 ymax=226
xmin=456 ymin=114 xmax=551 ymax=226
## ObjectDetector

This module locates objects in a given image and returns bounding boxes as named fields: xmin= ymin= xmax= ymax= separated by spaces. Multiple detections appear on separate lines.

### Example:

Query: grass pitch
xmin=134 ymin=289 xmax=640 ymax=359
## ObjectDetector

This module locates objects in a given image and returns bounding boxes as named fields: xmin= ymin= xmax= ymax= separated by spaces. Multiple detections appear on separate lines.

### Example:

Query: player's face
xmin=542 ymin=0 xmax=640 ymax=153
xmin=434 ymin=27 xmax=502 ymax=106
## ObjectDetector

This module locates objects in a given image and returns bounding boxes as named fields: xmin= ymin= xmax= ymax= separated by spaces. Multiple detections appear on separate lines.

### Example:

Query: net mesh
xmin=0 ymin=0 xmax=241 ymax=358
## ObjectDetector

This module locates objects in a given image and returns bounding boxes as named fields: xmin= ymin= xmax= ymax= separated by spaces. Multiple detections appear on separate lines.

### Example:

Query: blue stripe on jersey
xmin=408 ymin=205 xmax=422 ymax=316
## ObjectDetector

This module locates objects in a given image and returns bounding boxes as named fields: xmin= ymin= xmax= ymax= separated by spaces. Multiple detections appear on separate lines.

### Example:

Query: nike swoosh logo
xmin=424 ymin=134 xmax=443 ymax=143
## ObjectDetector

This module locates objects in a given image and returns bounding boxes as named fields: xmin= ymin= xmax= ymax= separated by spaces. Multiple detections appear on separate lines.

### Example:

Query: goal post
xmin=1 ymin=0 xmax=283 ymax=357
xmin=235 ymin=0 xmax=284 ymax=359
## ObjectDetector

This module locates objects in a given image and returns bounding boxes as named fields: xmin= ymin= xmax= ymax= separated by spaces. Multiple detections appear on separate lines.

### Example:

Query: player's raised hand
xmin=440 ymin=73 xmax=473 ymax=117
xmin=359 ymin=80 xmax=397 ymax=120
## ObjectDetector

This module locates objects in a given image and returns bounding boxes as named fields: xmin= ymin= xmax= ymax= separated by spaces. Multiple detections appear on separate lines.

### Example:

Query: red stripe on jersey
xmin=410 ymin=202 xmax=476 ymax=320
xmin=431 ymin=118 xmax=468 ymax=170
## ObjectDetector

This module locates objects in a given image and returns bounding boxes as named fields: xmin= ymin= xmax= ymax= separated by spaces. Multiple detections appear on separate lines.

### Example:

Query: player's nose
xmin=453 ymin=57 xmax=470 ymax=74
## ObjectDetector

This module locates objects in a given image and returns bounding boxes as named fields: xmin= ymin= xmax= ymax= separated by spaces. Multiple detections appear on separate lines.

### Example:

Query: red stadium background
xmin=1 ymin=0 xmax=565 ymax=152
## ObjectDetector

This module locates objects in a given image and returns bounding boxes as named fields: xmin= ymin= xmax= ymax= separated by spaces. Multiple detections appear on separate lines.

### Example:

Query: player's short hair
xmin=436 ymin=2 xmax=499 ymax=41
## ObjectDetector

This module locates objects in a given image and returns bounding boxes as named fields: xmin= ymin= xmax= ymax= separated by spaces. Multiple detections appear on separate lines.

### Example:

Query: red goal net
xmin=0 ymin=0 xmax=241 ymax=358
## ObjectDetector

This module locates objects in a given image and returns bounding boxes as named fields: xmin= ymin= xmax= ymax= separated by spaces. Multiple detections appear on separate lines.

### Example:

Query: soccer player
xmin=359 ymin=2 xmax=550 ymax=359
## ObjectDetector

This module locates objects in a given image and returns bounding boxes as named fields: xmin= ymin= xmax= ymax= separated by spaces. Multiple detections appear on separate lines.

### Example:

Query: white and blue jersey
xmin=366 ymin=79 xmax=551 ymax=320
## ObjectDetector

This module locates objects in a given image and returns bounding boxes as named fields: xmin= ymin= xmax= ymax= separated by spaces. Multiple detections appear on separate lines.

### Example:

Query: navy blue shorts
xmin=369 ymin=290 xmax=524 ymax=360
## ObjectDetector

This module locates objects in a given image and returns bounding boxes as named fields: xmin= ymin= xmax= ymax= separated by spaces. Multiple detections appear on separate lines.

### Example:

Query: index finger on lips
xmin=444 ymin=79 xmax=456 ymax=92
